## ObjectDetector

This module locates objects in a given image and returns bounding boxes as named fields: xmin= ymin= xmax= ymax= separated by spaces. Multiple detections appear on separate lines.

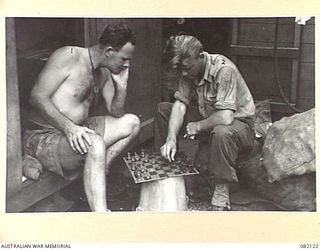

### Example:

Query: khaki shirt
xmin=174 ymin=52 xmax=255 ymax=120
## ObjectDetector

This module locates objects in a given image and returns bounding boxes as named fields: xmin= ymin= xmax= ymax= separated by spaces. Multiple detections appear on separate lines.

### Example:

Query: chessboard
xmin=123 ymin=151 xmax=199 ymax=184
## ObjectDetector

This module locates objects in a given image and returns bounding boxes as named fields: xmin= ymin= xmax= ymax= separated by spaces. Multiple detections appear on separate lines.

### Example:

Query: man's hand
xmin=64 ymin=123 xmax=96 ymax=154
xmin=160 ymin=139 xmax=177 ymax=162
xmin=111 ymin=65 xmax=129 ymax=89
xmin=185 ymin=122 xmax=200 ymax=139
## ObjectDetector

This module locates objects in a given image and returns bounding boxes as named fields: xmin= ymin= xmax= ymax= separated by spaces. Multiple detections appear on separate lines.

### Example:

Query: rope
xmin=273 ymin=17 xmax=302 ymax=113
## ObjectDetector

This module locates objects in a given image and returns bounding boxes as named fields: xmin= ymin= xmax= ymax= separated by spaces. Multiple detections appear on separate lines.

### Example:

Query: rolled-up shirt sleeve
xmin=174 ymin=77 xmax=192 ymax=105
xmin=215 ymin=66 xmax=237 ymax=111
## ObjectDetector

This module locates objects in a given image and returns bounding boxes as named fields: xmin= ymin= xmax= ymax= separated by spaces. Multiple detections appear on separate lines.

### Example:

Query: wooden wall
xmin=15 ymin=18 xmax=85 ymax=52
xmin=297 ymin=18 xmax=315 ymax=110
xmin=233 ymin=18 xmax=296 ymax=103
xmin=6 ymin=18 xmax=23 ymax=196
xmin=230 ymin=17 xmax=315 ymax=121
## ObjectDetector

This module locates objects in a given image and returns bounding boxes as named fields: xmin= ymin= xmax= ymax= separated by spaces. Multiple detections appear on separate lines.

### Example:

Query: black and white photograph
xmin=6 ymin=17 xmax=315 ymax=214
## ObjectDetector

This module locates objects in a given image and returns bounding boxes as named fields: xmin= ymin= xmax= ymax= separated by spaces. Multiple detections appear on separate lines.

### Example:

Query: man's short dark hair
xmin=99 ymin=21 xmax=136 ymax=50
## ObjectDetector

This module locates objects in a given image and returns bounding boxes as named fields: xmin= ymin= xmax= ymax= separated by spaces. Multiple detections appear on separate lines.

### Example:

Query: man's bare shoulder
xmin=46 ymin=46 xmax=86 ymax=68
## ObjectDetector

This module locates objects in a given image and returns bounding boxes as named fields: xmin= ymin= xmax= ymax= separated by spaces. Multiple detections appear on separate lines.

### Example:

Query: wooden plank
xmin=231 ymin=18 xmax=239 ymax=45
xmin=290 ymin=23 xmax=301 ymax=103
xmin=240 ymin=17 xmax=294 ymax=24
xmin=290 ymin=59 xmax=299 ymax=103
xmin=300 ymin=43 xmax=315 ymax=63
xmin=270 ymin=101 xmax=297 ymax=114
xmin=15 ymin=18 xmax=85 ymax=53
xmin=6 ymin=172 xmax=73 ymax=213
xmin=302 ymin=23 xmax=315 ymax=44
xmin=91 ymin=19 xmax=98 ymax=45
xmin=238 ymin=22 xmax=294 ymax=44
xmin=306 ymin=17 xmax=315 ymax=25
xmin=230 ymin=18 xmax=239 ymax=63
xmin=84 ymin=18 xmax=91 ymax=47
xmin=6 ymin=17 xmax=23 ymax=196
xmin=230 ymin=45 xmax=300 ymax=58
xmin=27 ymin=193 xmax=76 ymax=212
xmin=296 ymin=97 xmax=315 ymax=111
xmin=237 ymin=40 xmax=292 ymax=47
xmin=84 ymin=18 xmax=98 ymax=46
xmin=299 ymin=62 xmax=315 ymax=81
xmin=297 ymin=80 xmax=315 ymax=99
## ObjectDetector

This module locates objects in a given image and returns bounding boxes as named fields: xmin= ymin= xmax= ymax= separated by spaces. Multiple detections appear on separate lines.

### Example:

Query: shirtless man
xmin=23 ymin=21 xmax=140 ymax=212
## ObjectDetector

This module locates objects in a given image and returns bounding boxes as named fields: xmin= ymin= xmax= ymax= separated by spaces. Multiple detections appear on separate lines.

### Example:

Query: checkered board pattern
xmin=123 ymin=152 xmax=199 ymax=184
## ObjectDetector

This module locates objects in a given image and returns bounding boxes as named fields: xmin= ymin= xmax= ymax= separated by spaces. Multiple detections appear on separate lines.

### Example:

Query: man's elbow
xmin=225 ymin=117 xmax=233 ymax=125
xmin=29 ymin=89 xmax=44 ymax=108
xmin=222 ymin=110 xmax=234 ymax=125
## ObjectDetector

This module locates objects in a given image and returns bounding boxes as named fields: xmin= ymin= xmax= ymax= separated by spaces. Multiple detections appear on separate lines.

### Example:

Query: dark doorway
xmin=162 ymin=18 xmax=231 ymax=56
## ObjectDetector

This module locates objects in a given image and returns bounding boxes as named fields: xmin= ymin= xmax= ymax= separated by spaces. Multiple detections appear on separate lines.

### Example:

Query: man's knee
xmin=211 ymin=125 xmax=233 ymax=141
xmin=122 ymin=113 xmax=140 ymax=135
xmin=87 ymin=134 xmax=106 ymax=159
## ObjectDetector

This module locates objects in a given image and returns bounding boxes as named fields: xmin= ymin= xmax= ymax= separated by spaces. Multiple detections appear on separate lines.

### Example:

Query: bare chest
xmin=73 ymin=74 xmax=94 ymax=103
xmin=69 ymin=70 xmax=102 ymax=104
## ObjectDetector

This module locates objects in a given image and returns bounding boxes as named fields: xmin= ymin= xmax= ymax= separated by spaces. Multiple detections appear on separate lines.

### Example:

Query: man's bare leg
xmin=58 ymin=135 xmax=108 ymax=212
xmin=60 ymin=114 xmax=140 ymax=212
xmin=102 ymin=114 xmax=140 ymax=171
xmin=83 ymin=134 xmax=108 ymax=212
xmin=84 ymin=113 xmax=140 ymax=211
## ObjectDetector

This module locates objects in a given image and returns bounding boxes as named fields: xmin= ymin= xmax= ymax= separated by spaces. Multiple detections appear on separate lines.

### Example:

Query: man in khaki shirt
xmin=154 ymin=34 xmax=255 ymax=210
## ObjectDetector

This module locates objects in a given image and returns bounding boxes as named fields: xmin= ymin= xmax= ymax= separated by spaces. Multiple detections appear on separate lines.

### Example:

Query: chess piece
xmin=131 ymin=163 xmax=136 ymax=171
xmin=127 ymin=152 xmax=131 ymax=160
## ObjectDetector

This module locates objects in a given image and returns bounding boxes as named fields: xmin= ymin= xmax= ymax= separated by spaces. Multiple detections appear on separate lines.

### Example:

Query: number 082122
xmin=300 ymin=244 xmax=319 ymax=249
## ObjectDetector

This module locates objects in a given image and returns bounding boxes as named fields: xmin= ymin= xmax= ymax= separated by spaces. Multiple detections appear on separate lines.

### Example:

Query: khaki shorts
xmin=23 ymin=116 xmax=105 ymax=180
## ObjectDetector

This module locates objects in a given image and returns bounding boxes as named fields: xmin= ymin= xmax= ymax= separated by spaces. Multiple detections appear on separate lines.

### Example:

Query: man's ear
xmin=105 ymin=46 xmax=114 ymax=57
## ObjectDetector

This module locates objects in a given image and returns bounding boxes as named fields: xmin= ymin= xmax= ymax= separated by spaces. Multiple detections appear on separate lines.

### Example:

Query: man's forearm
xmin=167 ymin=101 xmax=186 ymax=142
xmin=110 ymin=87 xmax=126 ymax=117
xmin=30 ymin=95 xmax=74 ymax=132
xmin=197 ymin=110 xmax=234 ymax=132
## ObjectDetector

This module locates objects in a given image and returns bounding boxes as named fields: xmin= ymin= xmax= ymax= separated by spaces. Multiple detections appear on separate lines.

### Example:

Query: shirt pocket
xmin=204 ymin=84 xmax=217 ymax=105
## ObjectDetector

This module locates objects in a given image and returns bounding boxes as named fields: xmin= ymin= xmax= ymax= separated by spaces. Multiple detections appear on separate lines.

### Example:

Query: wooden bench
xmin=6 ymin=172 xmax=73 ymax=213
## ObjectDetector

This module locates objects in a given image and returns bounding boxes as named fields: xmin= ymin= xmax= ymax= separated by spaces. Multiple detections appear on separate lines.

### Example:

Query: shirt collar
xmin=198 ymin=52 xmax=213 ymax=86
xmin=198 ymin=52 xmax=224 ymax=87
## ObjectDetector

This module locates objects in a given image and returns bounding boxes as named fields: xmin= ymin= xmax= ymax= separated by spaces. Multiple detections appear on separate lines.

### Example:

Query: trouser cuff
xmin=210 ymin=183 xmax=230 ymax=207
